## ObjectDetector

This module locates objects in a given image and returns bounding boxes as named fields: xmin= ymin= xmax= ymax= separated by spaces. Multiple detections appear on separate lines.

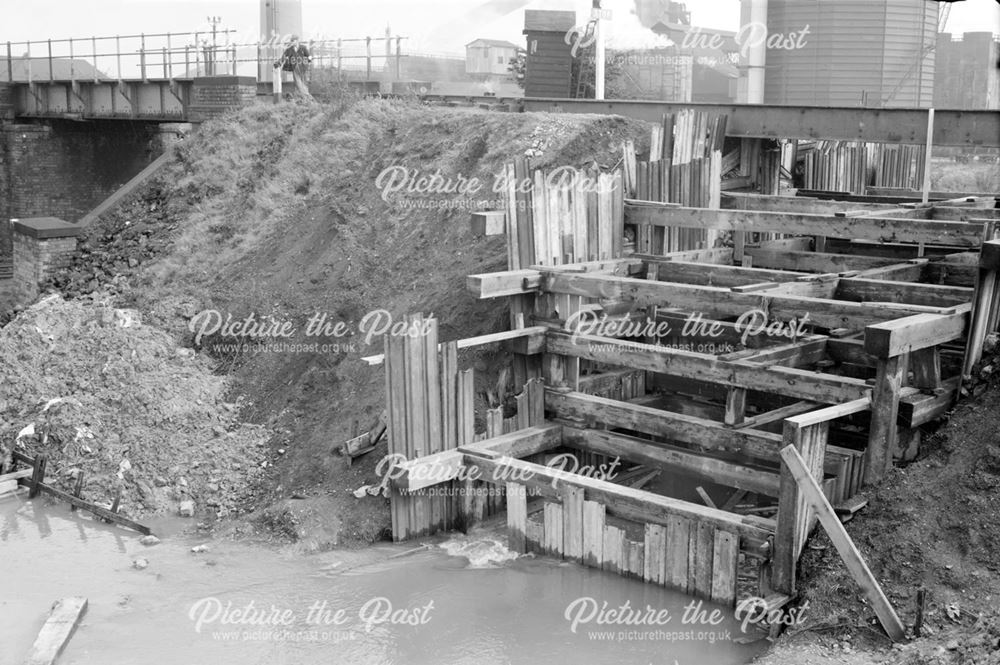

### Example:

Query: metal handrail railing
xmin=3 ymin=33 xmax=407 ymax=83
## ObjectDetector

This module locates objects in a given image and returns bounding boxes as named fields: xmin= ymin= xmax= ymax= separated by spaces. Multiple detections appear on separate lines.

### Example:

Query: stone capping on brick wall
xmin=12 ymin=216 xmax=82 ymax=239
xmin=10 ymin=216 xmax=82 ymax=307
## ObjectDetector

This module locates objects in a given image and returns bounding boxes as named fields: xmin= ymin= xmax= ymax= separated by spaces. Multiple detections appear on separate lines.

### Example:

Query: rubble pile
xmin=0 ymin=294 xmax=269 ymax=518
xmin=42 ymin=183 xmax=178 ymax=301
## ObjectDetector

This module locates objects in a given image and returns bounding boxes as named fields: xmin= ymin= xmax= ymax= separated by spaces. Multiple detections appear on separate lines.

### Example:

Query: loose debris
xmin=0 ymin=294 xmax=270 ymax=518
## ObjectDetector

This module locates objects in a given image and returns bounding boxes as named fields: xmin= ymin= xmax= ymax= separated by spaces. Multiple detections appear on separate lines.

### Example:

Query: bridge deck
xmin=4 ymin=78 xmax=999 ymax=150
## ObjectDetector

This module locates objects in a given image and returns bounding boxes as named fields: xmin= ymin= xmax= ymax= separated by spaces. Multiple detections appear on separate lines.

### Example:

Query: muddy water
xmin=2 ymin=496 xmax=768 ymax=665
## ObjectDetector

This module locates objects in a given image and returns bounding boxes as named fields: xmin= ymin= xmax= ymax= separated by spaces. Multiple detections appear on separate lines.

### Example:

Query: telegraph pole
xmin=593 ymin=0 xmax=605 ymax=100
xmin=207 ymin=15 xmax=222 ymax=75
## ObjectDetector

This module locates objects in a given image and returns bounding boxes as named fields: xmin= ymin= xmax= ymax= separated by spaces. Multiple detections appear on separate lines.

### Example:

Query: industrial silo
xmin=759 ymin=0 xmax=938 ymax=108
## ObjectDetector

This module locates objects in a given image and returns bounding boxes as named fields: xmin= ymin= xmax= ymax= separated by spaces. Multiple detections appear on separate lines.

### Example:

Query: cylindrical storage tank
xmin=763 ymin=0 xmax=938 ymax=108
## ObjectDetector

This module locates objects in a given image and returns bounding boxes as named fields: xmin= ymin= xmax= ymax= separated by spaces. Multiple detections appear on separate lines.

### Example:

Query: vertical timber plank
xmin=563 ymin=486 xmax=584 ymax=562
xmin=774 ymin=419 xmax=802 ymax=594
xmin=526 ymin=519 xmax=544 ymax=554
xmin=666 ymin=515 xmax=691 ymax=592
xmin=602 ymin=525 xmax=623 ymax=574
xmin=711 ymin=530 xmax=739 ymax=606
xmin=544 ymin=501 xmax=564 ymax=557
xmin=506 ymin=482 xmax=527 ymax=554
xmin=643 ymin=523 xmax=667 ymax=585
xmin=457 ymin=368 xmax=476 ymax=531
xmin=582 ymin=500 xmax=605 ymax=568
xmin=425 ymin=319 xmax=443 ymax=532
xmin=406 ymin=314 xmax=429 ymax=536
xmin=627 ymin=539 xmax=645 ymax=579
xmin=690 ymin=522 xmax=715 ymax=600
xmin=865 ymin=356 xmax=904 ymax=485
xmin=724 ymin=387 xmax=747 ymax=426
xmin=385 ymin=334 xmax=408 ymax=541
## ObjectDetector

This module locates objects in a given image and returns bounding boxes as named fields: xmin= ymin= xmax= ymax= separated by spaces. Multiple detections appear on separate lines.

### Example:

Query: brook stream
xmin=2 ymin=495 xmax=768 ymax=664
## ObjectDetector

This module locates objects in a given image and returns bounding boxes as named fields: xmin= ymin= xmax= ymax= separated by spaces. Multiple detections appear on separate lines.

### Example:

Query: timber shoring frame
xmin=387 ymin=192 xmax=998 ymax=610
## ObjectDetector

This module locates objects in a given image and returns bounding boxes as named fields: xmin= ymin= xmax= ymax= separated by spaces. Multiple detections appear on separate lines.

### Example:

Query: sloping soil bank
xmin=35 ymin=96 xmax=649 ymax=549
xmin=757 ymin=357 xmax=1000 ymax=665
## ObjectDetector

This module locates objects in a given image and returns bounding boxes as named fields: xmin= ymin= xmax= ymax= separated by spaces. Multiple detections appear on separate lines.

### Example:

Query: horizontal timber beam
xmin=561 ymin=426 xmax=782 ymax=497
xmin=625 ymin=203 xmax=984 ymax=247
xmin=722 ymin=192 xmax=901 ymax=215
xmin=547 ymin=332 xmax=871 ymax=403
xmin=577 ymin=368 xmax=645 ymax=394
xmin=467 ymin=270 xmax=541 ymax=298
xmin=736 ymin=401 xmax=819 ymax=430
xmin=462 ymin=452 xmax=776 ymax=540
xmin=731 ymin=337 xmax=828 ymax=367
xmin=632 ymin=248 xmax=735 ymax=265
xmin=899 ymin=377 xmax=961 ymax=427
xmin=362 ymin=326 xmax=547 ymax=365
xmin=836 ymin=278 xmax=974 ymax=308
xmin=650 ymin=260 xmax=809 ymax=287
xmin=540 ymin=271 xmax=949 ymax=331
xmin=546 ymin=389 xmax=784 ymax=460
xmin=393 ymin=424 xmax=561 ymax=491
xmin=744 ymin=249 xmax=902 ymax=274
xmin=864 ymin=310 xmax=969 ymax=359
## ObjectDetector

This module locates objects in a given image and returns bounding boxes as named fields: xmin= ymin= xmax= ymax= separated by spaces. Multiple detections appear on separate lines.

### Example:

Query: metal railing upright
xmin=2 ymin=32 xmax=408 ymax=83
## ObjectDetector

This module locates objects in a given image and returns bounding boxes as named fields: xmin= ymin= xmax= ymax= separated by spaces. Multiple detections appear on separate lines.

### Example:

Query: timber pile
xmin=500 ymin=159 xmax=625 ymax=388
xmin=872 ymin=143 xmax=925 ymax=191
xmin=623 ymin=110 xmax=727 ymax=253
xmin=502 ymin=157 xmax=624 ymax=268
xmin=798 ymin=140 xmax=926 ymax=195
xmin=381 ymin=313 xmax=549 ymax=539
xmin=800 ymin=140 xmax=871 ymax=195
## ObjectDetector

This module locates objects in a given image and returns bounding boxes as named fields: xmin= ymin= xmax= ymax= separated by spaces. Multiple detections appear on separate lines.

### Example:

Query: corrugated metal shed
xmin=763 ymin=0 xmax=937 ymax=108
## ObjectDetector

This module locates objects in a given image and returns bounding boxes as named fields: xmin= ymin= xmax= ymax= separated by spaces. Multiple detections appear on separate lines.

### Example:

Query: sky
xmin=1 ymin=0 xmax=998 ymax=57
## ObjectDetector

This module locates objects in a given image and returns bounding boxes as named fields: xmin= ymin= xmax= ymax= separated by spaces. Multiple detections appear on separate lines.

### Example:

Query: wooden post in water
xmin=29 ymin=455 xmax=47 ymax=499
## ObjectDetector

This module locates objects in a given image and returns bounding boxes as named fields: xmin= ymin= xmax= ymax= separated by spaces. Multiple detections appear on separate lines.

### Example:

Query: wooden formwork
xmin=386 ymin=158 xmax=999 ymax=607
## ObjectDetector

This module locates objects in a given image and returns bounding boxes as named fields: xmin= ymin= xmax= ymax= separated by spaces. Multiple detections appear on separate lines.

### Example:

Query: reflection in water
xmin=1 ymin=498 xmax=767 ymax=665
